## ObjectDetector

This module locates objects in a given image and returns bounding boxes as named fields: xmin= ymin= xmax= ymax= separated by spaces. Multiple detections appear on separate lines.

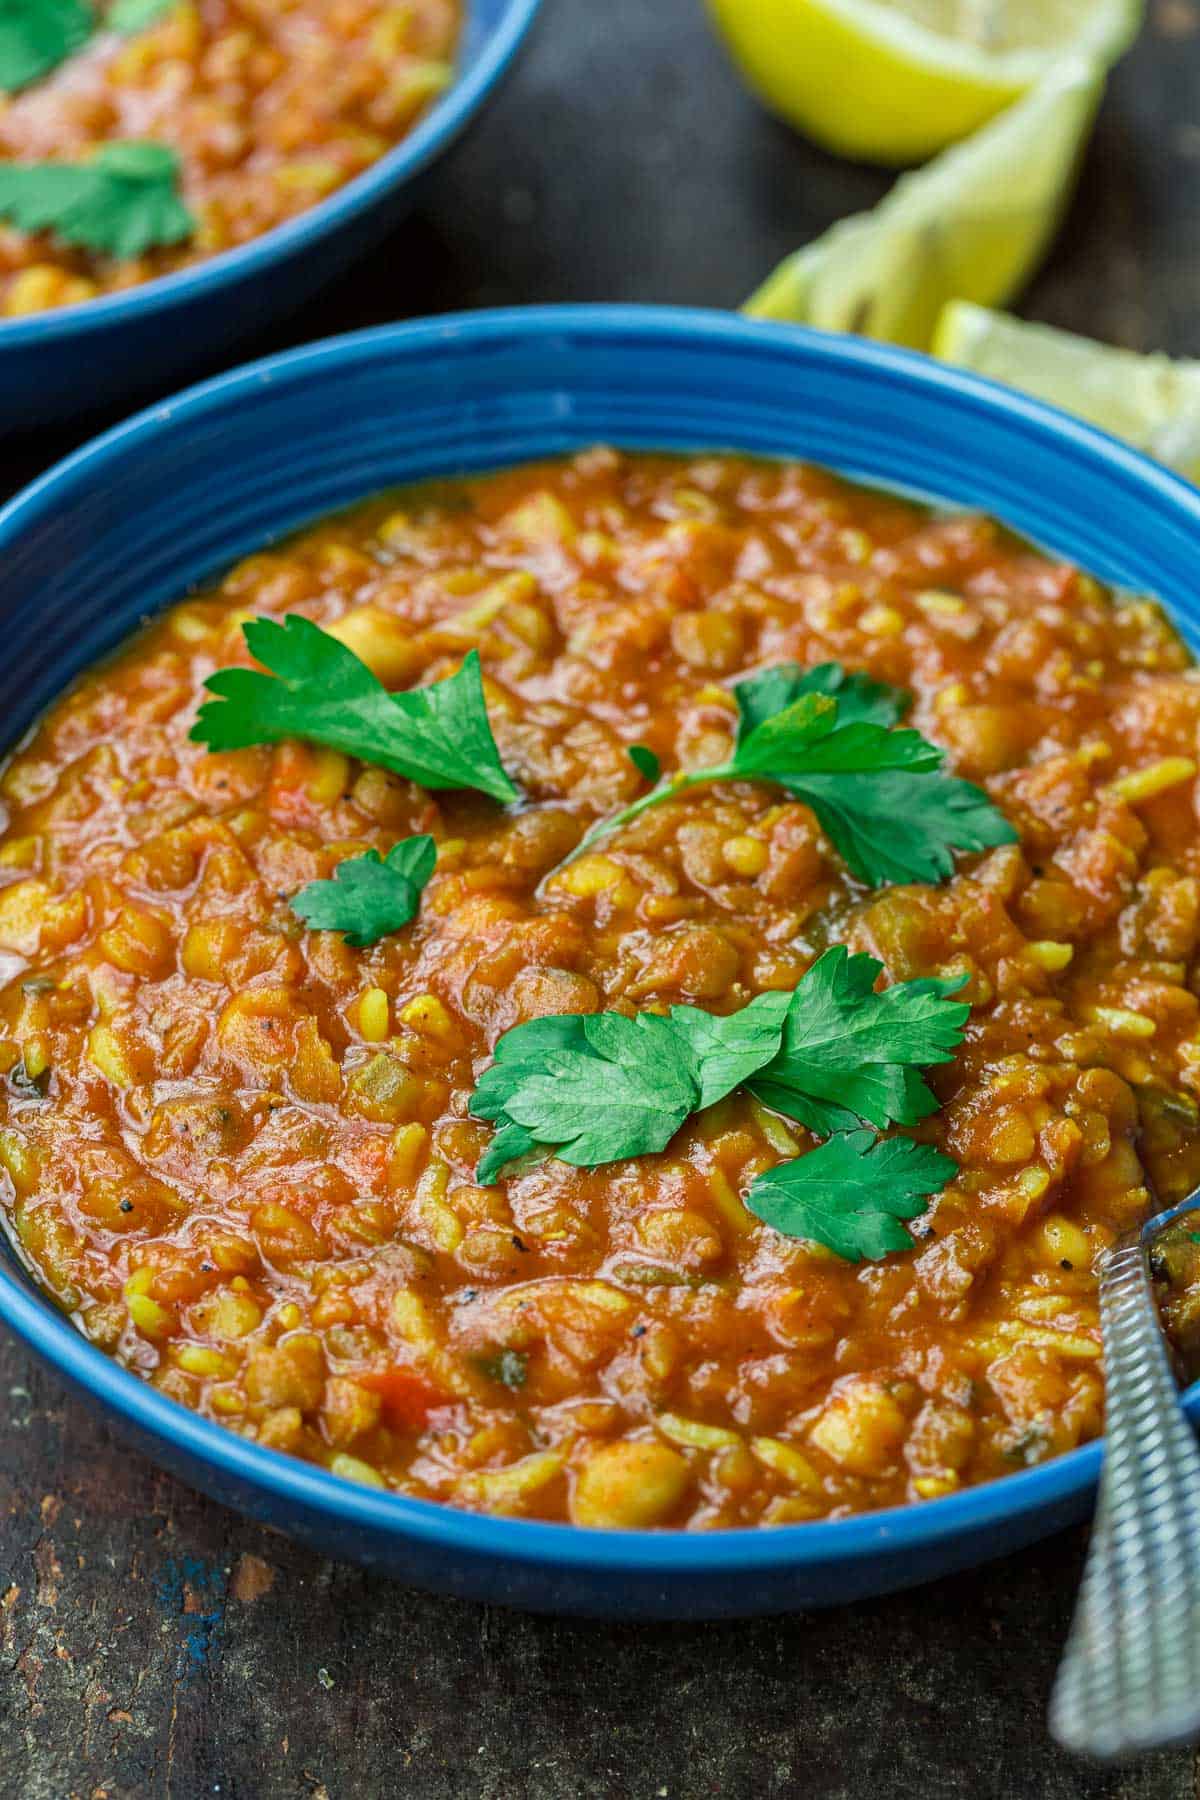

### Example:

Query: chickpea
xmin=570 ymin=1441 xmax=691 ymax=1529
xmin=809 ymin=1379 xmax=908 ymax=1477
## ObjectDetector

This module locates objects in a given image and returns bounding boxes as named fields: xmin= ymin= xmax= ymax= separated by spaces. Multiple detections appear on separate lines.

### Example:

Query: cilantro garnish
xmin=470 ymin=997 xmax=798 ymax=1185
xmin=472 ymin=1010 xmax=703 ymax=1173
xmin=470 ymin=946 xmax=967 ymax=1260
xmin=0 ymin=142 xmax=194 ymax=257
xmin=731 ymin=660 xmax=909 ymax=735
xmin=107 ymin=0 xmax=176 ymax=29
xmin=0 ymin=0 xmax=178 ymax=94
xmin=582 ymin=660 xmax=1015 ymax=888
xmin=0 ymin=0 xmax=90 ymax=93
xmin=193 ymin=617 xmax=519 ymax=805
xmin=744 ymin=946 xmax=968 ymax=1135
xmin=745 ymin=1130 xmax=955 ymax=1263
xmin=290 ymin=837 xmax=436 ymax=948
xmin=627 ymin=744 xmax=661 ymax=783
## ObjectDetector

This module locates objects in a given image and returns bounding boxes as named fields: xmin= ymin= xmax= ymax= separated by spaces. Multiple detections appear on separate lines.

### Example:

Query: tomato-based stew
xmin=3 ymin=448 xmax=1200 ymax=1530
xmin=0 ymin=0 xmax=461 ymax=316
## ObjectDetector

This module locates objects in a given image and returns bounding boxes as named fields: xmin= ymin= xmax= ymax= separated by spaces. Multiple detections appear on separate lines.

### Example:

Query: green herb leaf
xmin=472 ymin=952 xmax=968 ymax=1196
xmin=193 ymin=616 xmax=518 ymax=804
xmin=745 ymin=1129 xmax=956 ymax=1262
xmin=107 ymin=0 xmax=175 ymax=29
xmin=475 ymin=1348 xmax=528 ymax=1389
xmin=471 ymin=1015 xmax=593 ymax=1181
xmin=471 ymin=994 xmax=793 ymax=1182
xmin=732 ymin=660 xmax=909 ymax=737
xmin=0 ymin=0 xmax=90 ymax=92
xmin=472 ymin=1010 xmax=699 ymax=1169
xmin=289 ymin=836 xmax=436 ymax=948
xmin=774 ymin=752 xmax=1015 ymax=889
xmin=628 ymin=744 xmax=661 ymax=783
xmin=572 ymin=660 xmax=1015 ymax=888
xmin=729 ymin=693 xmax=1013 ymax=885
xmin=745 ymin=946 xmax=969 ymax=1135
xmin=0 ymin=141 xmax=194 ymax=256
xmin=470 ymin=1013 xmax=696 ymax=1171
xmin=475 ymin=1121 xmax=542 ymax=1186
xmin=668 ymin=990 xmax=792 ymax=1110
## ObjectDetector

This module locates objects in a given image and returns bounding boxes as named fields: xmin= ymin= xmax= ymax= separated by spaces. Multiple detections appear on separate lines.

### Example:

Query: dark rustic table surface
xmin=3 ymin=2 xmax=1200 ymax=1795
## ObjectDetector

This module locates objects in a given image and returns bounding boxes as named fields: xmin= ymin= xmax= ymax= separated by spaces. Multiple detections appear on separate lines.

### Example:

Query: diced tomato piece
xmin=358 ymin=1367 xmax=447 ymax=1431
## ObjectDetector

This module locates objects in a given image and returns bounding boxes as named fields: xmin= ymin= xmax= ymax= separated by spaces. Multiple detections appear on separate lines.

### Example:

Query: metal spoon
xmin=1051 ymin=1190 xmax=1200 ymax=1758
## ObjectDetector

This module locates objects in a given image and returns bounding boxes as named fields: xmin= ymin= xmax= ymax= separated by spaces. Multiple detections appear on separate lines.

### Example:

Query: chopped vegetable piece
xmin=476 ymin=1348 xmax=529 ymax=1389
xmin=357 ymin=1367 xmax=447 ymax=1431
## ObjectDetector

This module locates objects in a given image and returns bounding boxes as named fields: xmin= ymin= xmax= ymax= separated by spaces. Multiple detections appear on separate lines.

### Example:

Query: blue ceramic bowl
xmin=2 ymin=305 xmax=1199 ymax=1618
xmin=0 ymin=0 xmax=541 ymax=429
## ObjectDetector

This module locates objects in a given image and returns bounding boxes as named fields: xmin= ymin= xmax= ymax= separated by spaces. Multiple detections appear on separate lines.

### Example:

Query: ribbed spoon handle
xmin=1051 ymin=1234 xmax=1200 ymax=1758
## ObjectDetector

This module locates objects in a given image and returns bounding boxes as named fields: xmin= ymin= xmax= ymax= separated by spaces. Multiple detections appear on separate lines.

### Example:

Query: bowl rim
xmin=0 ymin=0 xmax=543 ymax=349
xmin=4 ymin=299 xmax=1200 ymax=1579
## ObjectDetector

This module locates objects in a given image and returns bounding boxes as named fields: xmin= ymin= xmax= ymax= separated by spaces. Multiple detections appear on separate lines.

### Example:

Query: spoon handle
xmin=1051 ymin=1233 xmax=1200 ymax=1758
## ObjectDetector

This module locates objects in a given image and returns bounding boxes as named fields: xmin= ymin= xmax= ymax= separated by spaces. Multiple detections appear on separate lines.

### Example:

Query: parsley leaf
xmin=107 ymin=0 xmax=176 ymax=29
xmin=472 ymin=1011 xmax=700 ymax=1169
xmin=193 ymin=616 xmax=519 ymax=805
xmin=470 ymin=993 xmax=798 ymax=1181
xmin=289 ymin=837 xmax=436 ymax=948
xmin=745 ymin=946 xmax=969 ymax=1135
xmin=475 ymin=1121 xmax=542 ymax=1186
xmin=471 ymin=1015 xmax=591 ymax=1182
xmin=668 ymin=990 xmax=792 ymax=1109
xmin=471 ymin=954 xmax=967 ymax=1190
xmin=572 ymin=660 xmax=1015 ymax=888
xmin=732 ymin=661 xmax=909 ymax=736
xmin=0 ymin=141 xmax=194 ymax=256
xmin=0 ymin=0 xmax=90 ymax=92
xmin=470 ymin=973 xmax=962 ymax=1262
xmin=627 ymin=744 xmax=661 ymax=783
xmin=745 ymin=1129 xmax=955 ymax=1262
xmin=0 ymin=0 xmax=177 ymax=95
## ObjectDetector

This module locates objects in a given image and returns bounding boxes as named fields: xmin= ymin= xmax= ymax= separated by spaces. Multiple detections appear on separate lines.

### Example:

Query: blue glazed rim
xmin=3 ymin=301 xmax=1200 ymax=1588
xmin=0 ymin=0 xmax=542 ymax=350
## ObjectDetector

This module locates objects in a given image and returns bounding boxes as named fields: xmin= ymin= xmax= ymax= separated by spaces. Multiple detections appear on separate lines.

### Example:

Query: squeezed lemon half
xmin=706 ymin=0 xmax=1142 ymax=165
xmin=744 ymin=58 xmax=1103 ymax=352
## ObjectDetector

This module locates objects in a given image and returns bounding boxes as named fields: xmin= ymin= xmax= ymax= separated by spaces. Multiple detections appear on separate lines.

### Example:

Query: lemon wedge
xmin=744 ymin=58 xmax=1102 ymax=351
xmin=706 ymin=0 xmax=1141 ymax=165
xmin=933 ymin=301 xmax=1200 ymax=482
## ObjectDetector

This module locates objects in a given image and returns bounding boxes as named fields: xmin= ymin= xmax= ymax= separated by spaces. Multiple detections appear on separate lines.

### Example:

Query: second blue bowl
xmin=1 ymin=0 xmax=541 ymax=429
